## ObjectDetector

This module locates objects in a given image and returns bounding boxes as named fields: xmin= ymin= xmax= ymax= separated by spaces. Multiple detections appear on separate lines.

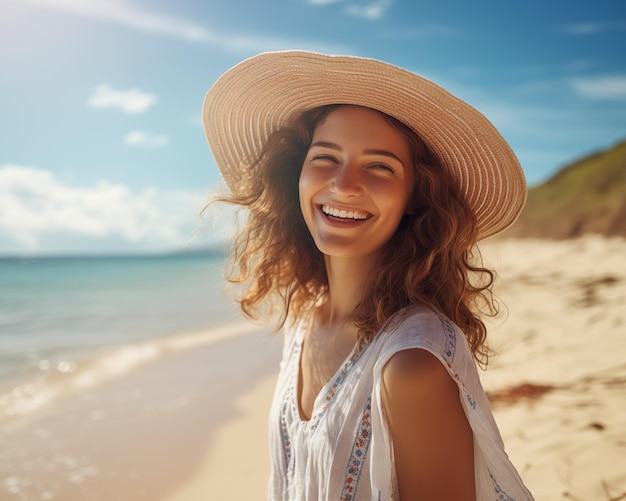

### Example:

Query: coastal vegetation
xmin=508 ymin=139 xmax=626 ymax=238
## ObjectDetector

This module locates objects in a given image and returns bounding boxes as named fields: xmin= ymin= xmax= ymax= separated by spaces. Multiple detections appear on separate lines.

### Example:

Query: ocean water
xmin=0 ymin=253 xmax=242 ymax=423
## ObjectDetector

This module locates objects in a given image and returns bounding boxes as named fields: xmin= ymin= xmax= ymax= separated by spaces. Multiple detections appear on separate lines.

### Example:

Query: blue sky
xmin=1 ymin=0 xmax=625 ymax=255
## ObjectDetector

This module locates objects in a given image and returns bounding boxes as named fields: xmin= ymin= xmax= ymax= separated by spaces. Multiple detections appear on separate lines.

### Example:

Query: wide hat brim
xmin=202 ymin=50 xmax=527 ymax=240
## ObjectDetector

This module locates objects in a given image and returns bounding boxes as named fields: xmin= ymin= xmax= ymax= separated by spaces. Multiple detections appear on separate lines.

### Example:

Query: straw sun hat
xmin=202 ymin=51 xmax=526 ymax=240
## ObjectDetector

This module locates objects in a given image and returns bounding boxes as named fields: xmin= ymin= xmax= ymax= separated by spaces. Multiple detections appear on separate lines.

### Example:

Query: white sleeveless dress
xmin=267 ymin=305 xmax=534 ymax=500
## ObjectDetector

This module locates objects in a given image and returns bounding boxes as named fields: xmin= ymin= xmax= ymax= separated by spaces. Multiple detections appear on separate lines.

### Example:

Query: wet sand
xmin=0 ymin=325 xmax=281 ymax=500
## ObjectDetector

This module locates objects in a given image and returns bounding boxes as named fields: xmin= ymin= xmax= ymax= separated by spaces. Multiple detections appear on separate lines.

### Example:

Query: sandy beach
xmin=169 ymin=236 xmax=626 ymax=501
xmin=479 ymin=236 xmax=626 ymax=500
xmin=2 ymin=236 xmax=625 ymax=500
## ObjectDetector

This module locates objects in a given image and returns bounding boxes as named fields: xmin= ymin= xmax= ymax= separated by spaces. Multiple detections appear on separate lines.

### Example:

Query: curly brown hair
xmin=211 ymin=104 xmax=497 ymax=366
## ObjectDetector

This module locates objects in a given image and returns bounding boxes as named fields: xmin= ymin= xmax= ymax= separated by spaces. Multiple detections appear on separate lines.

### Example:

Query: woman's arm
xmin=381 ymin=348 xmax=475 ymax=501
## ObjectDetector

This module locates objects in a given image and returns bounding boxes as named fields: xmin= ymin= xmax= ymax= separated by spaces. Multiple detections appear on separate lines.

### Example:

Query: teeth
xmin=321 ymin=205 xmax=368 ymax=220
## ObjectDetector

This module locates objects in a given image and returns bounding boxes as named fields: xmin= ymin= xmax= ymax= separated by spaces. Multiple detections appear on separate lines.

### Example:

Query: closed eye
xmin=311 ymin=154 xmax=339 ymax=163
xmin=370 ymin=163 xmax=395 ymax=174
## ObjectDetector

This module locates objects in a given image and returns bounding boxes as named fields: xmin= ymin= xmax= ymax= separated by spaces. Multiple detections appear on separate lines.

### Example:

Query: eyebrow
xmin=310 ymin=141 xmax=406 ymax=168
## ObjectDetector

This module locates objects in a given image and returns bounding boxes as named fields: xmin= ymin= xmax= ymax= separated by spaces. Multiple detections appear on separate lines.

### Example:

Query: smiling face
xmin=298 ymin=105 xmax=414 ymax=261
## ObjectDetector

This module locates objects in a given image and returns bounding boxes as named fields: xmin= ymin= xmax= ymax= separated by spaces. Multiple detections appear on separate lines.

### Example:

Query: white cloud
xmin=509 ymin=73 xmax=626 ymax=102
xmin=345 ymin=0 xmax=392 ymax=20
xmin=88 ymin=84 xmax=156 ymax=114
xmin=19 ymin=0 xmax=349 ymax=53
xmin=21 ymin=0 xmax=218 ymax=42
xmin=0 ymin=164 xmax=210 ymax=254
xmin=305 ymin=0 xmax=393 ymax=20
xmin=571 ymin=76 xmax=626 ymax=100
xmin=560 ymin=21 xmax=626 ymax=35
xmin=124 ymin=130 xmax=170 ymax=148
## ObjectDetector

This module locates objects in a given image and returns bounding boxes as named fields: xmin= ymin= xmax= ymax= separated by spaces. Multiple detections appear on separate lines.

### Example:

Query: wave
xmin=0 ymin=321 xmax=264 ymax=425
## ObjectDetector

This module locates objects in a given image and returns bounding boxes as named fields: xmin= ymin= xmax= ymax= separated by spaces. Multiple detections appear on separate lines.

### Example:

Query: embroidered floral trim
xmin=280 ymin=389 xmax=293 ymax=473
xmin=490 ymin=470 xmax=517 ymax=501
xmin=308 ymin=349 xmax=363 ymax=432
xmin=462 ymin=387 xmax=477 ymax=410
xmin=340 ymin=395 xmax=373 ymax=501
xmin=439 ymin=316 xmax=457 ymax=363
xmin=437 ymin=315 xmax=479 ymax=410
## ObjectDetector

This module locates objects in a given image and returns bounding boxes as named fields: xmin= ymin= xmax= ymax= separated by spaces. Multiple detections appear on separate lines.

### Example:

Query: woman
xmin=202 ymin=51 xmax=533 ymax=500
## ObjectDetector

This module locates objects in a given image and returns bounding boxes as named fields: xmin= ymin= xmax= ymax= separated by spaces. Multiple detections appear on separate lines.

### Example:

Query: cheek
xmin=298 ymin=166 xmax=322 ymax=206
xmin=370 ymin=183 xmax=412 ymax=216
xmin=298 ymin=168 xmax=307 ymax=196
xmin=299 ymin=164 xmax=316 ymax=187
xmin=298 ymin=168 xmax=315 ymax=221
xmin=298 ymin=169 xmax=308 ymax=207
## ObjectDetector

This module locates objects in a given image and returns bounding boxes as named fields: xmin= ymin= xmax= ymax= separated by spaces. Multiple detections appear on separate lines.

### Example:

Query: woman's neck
xmin=322 ymin=253 xmax=379 ymax=323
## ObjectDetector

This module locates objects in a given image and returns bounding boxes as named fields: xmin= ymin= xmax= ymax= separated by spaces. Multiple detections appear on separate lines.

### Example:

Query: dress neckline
xmin=292 ymin=315 xmax=362 ymax=426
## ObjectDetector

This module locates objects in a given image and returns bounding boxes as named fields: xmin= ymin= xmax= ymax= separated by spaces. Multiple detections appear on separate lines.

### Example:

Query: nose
xmin=329 ymin=165 xmax=362 ymax=197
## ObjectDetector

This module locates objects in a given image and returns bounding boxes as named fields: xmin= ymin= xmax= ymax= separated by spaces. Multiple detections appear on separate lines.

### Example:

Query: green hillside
xmin=506 ymin=140 xmax=626 ymax=239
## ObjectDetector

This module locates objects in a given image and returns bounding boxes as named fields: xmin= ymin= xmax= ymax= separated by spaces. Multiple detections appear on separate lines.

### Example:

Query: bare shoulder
xmin=381 ymin=348 xmax=475 ymax=501
xmin=381 ymin=348 xmax=458 ymax=401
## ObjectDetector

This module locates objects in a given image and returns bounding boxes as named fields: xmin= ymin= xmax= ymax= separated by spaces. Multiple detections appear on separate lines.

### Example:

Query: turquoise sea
xmin=0 ymin=253 xmax=241 ymax=423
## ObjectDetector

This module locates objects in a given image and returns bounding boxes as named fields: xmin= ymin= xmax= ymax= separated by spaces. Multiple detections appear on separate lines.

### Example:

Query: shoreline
xmin=0 ymin=319 xmax=265 ymax=426
xmin=0 ymin=323 xmax=282 ymax=500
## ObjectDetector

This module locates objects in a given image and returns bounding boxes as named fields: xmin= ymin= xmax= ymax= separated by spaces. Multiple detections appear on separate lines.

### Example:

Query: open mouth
xmin=320 ymin=204 xmax=370 ymax=221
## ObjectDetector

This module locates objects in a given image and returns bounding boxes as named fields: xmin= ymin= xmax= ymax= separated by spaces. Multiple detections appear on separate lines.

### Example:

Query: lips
xmin=320 ymin=204 xmax=370 ymax=221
